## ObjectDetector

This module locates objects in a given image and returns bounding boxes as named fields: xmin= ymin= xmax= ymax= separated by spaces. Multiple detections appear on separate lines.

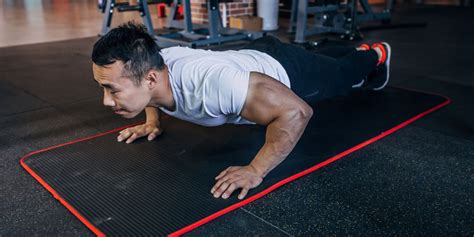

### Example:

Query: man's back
xmin=159 ymin=46 xmax=290 ymax=126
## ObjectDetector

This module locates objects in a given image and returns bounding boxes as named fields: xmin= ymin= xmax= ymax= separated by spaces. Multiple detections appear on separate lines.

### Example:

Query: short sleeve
xmin=202 ymin=65 xmax=250 ymax=117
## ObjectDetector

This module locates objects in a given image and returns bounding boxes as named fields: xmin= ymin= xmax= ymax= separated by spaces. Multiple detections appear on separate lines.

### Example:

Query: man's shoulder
xmin=162 ymin=47 xmax=216 ymax=66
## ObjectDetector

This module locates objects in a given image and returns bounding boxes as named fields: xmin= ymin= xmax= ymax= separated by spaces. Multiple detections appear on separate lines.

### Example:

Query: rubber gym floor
xmin=1 ymin=2 xmax=473 ymax=236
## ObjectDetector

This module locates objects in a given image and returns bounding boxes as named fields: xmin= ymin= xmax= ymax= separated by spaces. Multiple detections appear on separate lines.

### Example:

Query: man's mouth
xmin=113 ymin=108 xmax=126 ymax=114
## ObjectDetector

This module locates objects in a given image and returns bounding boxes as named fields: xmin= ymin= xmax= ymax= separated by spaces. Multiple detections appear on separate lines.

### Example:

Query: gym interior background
xmin=1 ymin=0 xmax=473 ymax=236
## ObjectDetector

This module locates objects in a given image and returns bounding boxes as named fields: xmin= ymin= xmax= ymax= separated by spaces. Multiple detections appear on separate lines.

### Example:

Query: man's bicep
xmin=240 ymin=72 xmax=309 ymax=125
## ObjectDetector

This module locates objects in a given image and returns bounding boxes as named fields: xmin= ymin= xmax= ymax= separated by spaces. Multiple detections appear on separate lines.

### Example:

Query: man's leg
xmin=307 ymin=44 xmax=382 ymax=90
xmin=243 ymin=36 xmax=385 ymax=103
xmin=316 ymin=46 xmax=356 ymax=58
xmin=311 ymin=46 xmax=369 ymax=88
xmin=273 ymin=43 xmax=380 ymax=102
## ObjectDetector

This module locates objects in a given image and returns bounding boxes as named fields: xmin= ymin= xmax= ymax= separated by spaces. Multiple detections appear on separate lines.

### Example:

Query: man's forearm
xmin=249 ymin=108 xmax=312 ymax=177
xmin=145 ymin=107 xmax=161 ymax=126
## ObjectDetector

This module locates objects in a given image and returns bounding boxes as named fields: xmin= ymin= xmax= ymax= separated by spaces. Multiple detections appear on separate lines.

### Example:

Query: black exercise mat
xmin=21 ymin=87 xmax=449 ymax=236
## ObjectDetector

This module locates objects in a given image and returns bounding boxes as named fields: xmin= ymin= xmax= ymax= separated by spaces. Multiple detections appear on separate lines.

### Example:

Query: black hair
xmin=91 ymin=22 xmax=165 ymax=86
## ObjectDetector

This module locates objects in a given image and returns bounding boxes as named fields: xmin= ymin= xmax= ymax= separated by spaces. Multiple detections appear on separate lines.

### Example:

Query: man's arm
xmin=144 ymin=106 xmax=161 ymax=127
xmin=117 ymin=106 xmax=163 ymax=143
xmin=211 ymin=72 xmax=313 ymax=199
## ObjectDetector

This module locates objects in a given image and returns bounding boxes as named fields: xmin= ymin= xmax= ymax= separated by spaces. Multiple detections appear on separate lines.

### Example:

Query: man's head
xmin=91 ymin=22 xmax=166 ymax=118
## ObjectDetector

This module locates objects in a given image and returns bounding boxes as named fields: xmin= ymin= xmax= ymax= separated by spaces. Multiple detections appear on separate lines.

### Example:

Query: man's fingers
xmin=212 ymin=181 xmax=232 ymax=198
xmin=147 ymin=128 xmax=162 ymax=141
xmin=210 ymin=166 xmax=263 ymax=200
xmin=212 ymin=176 xmax=242 ymax=198
xmin=118 ymin=124 xmax=163 ymax=143
xmin=148 ymin=133 xmax=155 ymax=141
xmin=222 ymin=183 xmax=237 ymax=199
xmin=126 ymin=133 xmax=138 ymax=144
xmin=211 ymin=175 xmax=231 ymax=193
xmin=228 ymin=166 xmax=240 ymax=172
xmin=238 ymin=188 xmax=250 ymax=200
xmin=215 ymin=167 xmax=232 ymax=180
xmin=118 ymin=129 xmax=132 ymax=142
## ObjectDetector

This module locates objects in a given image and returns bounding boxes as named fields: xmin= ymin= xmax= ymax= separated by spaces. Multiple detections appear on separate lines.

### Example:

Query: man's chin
xmin=121 ymin=112 xmax=138 ymax=119
xmin=115 ymin=110 xmax=138 ymax=119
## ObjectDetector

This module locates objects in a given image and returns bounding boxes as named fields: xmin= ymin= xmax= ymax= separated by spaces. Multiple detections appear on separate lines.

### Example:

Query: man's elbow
xmin=299 ymin=104 xmax=313 ymax=120
xmin=290 ymin=104 xmax=313 ymax=123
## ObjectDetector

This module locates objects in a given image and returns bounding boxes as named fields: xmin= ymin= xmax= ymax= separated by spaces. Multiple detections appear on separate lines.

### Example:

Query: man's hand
xmin=211 ymin=165 xmax=263 ymax=200
xmin=117 ymin=122 xmax=162 ymax=144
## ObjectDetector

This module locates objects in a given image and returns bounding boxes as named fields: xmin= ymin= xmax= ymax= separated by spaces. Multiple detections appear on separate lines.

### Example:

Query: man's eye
xmin=111 ymin=91 xmax=119 ymax=95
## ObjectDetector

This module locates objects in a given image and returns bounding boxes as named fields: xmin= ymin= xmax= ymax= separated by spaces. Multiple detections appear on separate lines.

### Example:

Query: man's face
xmin=92 ymin=61 xmax=150 ymax=119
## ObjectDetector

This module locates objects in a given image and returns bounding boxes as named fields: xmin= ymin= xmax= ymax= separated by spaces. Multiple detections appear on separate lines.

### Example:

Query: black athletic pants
xmin=242 ymin=36 xmax=379 ymax=103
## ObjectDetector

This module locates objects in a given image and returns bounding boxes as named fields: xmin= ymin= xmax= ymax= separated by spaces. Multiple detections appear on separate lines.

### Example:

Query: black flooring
xmin=1 ymin=5 xmax=473 ymax=236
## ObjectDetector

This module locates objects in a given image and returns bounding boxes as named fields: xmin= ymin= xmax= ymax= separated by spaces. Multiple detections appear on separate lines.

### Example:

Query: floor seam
xmin=0 ymin=95 xmax=102 ymax=120
xmin=0 ymin=106 xmax=54 ymax=120
xmin=240 ymin=207 xmax=294 ymax=236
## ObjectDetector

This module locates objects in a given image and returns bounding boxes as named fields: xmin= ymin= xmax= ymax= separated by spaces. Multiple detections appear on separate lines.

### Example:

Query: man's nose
xmin=103 ymin=89 xmax=115 ymax=107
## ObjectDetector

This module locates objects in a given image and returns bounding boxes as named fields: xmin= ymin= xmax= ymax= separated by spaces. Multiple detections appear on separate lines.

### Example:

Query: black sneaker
xmin=367 ymin=42 xmax=391 ymax=91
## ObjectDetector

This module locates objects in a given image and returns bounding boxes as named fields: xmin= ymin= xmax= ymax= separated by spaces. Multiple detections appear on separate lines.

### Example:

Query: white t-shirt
xmin=159 ymin=46 xmax=290 ymax=127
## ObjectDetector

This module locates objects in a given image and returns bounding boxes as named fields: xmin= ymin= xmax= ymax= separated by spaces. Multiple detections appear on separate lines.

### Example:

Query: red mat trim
xmin=19 ymin=90 xmax=450 ymax=237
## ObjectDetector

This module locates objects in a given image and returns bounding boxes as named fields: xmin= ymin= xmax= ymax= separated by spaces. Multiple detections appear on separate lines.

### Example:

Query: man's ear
xmin=144 ymin=66 xmax=167 ymax=89
xmin=144 ymin=70 xmax=159 ymax=89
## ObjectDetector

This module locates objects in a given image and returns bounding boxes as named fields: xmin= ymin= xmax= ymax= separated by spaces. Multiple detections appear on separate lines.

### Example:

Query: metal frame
xmin=156 ymin=0 xmax=263 ymax=47
xmin=100 ymin=0 xmax=156 ymax=36
xmin=99 ymin=0 xmax=264 ymax=48
xmin=290 ymin=0 xmax=392 ymax=42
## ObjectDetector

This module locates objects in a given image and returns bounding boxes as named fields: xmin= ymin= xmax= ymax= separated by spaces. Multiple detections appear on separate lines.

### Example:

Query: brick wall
xmin=190 ymin=0 xmax=208 ymax=24
xmin=191 ymin=0 xmax=255 ymax=25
